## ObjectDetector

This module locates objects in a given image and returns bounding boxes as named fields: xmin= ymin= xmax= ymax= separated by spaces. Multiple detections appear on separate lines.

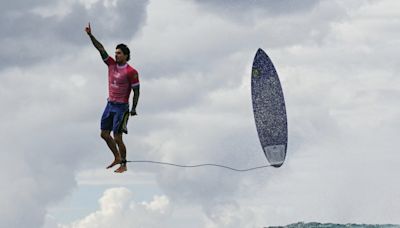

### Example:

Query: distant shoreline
xmin=266 ymin=222 xmax=400 ymax=228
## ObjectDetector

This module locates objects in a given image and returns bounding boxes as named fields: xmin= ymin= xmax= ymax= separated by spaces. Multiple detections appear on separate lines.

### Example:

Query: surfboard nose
xmin=256 ymin=48 xmax=267 ymax=57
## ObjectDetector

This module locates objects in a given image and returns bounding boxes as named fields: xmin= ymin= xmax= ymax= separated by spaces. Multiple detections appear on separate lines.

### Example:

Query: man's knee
xmin=101 ymin=131 xmax=112 ymax=140
xmin=113 ymin=134 xmax=123 ymax=145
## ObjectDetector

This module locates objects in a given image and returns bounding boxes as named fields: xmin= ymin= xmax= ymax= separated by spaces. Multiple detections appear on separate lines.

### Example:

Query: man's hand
xmin=85 ymin=22 xmax=107 ymax=58
xmin=85 ymin=22 xmax=92 ymax=35
xmin=130 ymin=109 xmax=137 ymax=116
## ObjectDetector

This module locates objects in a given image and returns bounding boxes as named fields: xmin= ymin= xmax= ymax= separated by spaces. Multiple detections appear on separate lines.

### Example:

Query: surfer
xmin=85 ymin=22 xmax=140 ymax=173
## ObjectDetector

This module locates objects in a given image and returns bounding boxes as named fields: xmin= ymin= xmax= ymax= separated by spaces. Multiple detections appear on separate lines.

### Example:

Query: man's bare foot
xmin=114 ymin=164 xmax=127 ymax=173
xmin=106 ymin=159 xmax=122 ymax=169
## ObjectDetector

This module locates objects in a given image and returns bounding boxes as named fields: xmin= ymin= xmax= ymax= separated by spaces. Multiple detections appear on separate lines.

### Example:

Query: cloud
xmin=2 ymin=0 xmax=400 ymax=227
xmin=0 ymin=0 xmax=149 ymax=224
xmin=191 ymin=0 xmax=321 ymax=19
xmin=54 ymin=187 xmax=266 ymax=228
xmin=59 ymin=187 xmax=172 ymax=228
xmin=0 ymin=0 xmax=148 ymax=69
xmin=0 ymin=57 xmax=100 ymax=227
xmin=128 ymin=0 xmax=400 ymax=225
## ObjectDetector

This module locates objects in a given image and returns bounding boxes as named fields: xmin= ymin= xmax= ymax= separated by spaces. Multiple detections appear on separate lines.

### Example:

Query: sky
xmin=1 ymin=0 xmax=399 ymax=227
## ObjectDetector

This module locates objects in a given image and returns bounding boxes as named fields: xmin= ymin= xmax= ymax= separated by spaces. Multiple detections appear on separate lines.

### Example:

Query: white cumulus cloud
xmin=60 ymin=187 xmax=171 ymax=228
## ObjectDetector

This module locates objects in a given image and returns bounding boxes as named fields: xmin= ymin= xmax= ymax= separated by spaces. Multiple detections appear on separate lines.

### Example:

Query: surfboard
xmin=251 ymin=48 xmax=288 ymax=168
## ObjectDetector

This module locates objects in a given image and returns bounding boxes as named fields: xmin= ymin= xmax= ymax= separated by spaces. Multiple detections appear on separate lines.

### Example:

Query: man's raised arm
xmin=85 ymin=23 xmax=108 ymax=59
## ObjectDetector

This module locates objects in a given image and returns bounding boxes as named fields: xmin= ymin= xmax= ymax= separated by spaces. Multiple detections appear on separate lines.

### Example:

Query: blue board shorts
xmin=101 ymin=101 xmax=130 ymax=134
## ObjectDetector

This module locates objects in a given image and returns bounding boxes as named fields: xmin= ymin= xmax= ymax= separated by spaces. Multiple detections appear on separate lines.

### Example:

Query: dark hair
xmin=116 ymin=43 xmax=130 ymax=61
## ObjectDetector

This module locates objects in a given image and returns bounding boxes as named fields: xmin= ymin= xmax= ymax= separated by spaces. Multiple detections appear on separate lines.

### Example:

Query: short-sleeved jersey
xmin=104 ymin=56 xmax=139 ymax=103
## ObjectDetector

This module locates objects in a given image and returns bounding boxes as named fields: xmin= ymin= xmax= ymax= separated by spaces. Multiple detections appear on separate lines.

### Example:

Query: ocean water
xmin=267 ymin=222 xmax=400 ymax=228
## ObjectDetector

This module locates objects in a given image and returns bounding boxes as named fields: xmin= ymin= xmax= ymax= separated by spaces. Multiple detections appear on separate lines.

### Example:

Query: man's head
xmin=115 ymin=43 xmax=130 ymax=64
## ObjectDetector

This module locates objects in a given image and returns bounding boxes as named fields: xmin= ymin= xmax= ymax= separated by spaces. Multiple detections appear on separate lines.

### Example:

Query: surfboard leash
xmin=125 ymin=160 xmax=273 ymax=172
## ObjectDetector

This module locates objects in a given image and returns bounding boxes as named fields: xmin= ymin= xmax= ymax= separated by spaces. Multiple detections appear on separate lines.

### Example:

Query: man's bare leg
xmin=113 ymin=133 xmax=127 ymax=173
xmin=101 ymin=130 xmax=122 ymax=169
